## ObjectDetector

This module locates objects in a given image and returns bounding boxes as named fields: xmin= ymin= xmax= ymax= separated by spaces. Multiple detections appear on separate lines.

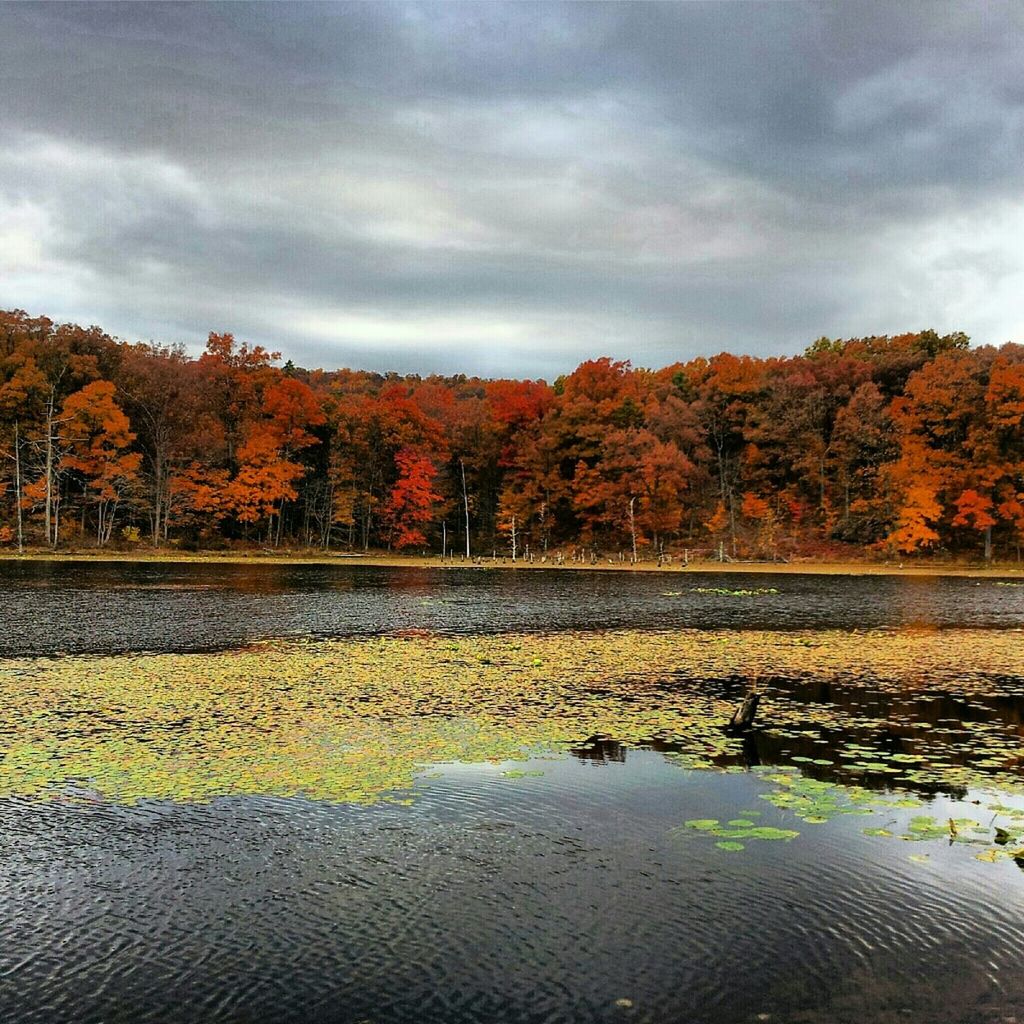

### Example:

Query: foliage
xmin=2 ymin=308 xmax=1022 ymax=558
xmin=384 ymin=448 xmax=442 ymax=548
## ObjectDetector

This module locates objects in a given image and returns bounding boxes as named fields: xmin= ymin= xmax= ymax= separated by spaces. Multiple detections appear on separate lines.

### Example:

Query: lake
xmin=2 ymin=560 xmax=1024 ymax=1024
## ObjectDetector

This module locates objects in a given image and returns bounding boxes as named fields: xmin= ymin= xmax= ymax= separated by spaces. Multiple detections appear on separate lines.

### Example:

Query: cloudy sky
xmin=1 ymin=2 xmax=1022 ymax=377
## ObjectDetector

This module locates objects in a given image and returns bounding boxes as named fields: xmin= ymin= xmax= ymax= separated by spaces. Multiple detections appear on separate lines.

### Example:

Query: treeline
xmin=1 ymin=308 xmax=1022 ymax=561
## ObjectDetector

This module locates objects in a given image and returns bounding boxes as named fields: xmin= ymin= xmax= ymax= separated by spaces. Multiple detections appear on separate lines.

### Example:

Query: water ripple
xmin=3 ymin=561 xmax=1024 ymax=656
xmin=6 ymin=754 xmax=1022 ymax=1024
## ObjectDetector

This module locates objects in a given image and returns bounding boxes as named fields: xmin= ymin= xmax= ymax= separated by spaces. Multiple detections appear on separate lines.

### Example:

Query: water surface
xmin=1 ymin=561 xmax=1023 ymax=1024
xmin=2 ymin=559 xmax=1023 ymax=656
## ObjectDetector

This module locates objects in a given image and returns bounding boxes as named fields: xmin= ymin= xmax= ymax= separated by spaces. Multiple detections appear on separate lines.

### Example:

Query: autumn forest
xmin=1 ymin=308 xmax=1022 ymax=562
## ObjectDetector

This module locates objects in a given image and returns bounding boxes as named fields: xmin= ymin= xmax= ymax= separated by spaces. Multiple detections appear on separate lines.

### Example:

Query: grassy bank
xmin=1 ymin=547 xmax=1023 ymax=577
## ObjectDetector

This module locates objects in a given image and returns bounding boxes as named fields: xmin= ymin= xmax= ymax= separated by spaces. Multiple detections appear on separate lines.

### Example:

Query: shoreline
xmin=1 ymin=549 xmax=1022 ymax=578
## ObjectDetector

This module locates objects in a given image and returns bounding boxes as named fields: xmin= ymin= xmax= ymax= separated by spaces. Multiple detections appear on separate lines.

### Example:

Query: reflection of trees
xmin=724 ymin=726 xmax=969 ymax=801
xmin=571 ymin=735 xmax=627 ymax=763
xmin=612 ymin=667 xmax=1024 ymax=802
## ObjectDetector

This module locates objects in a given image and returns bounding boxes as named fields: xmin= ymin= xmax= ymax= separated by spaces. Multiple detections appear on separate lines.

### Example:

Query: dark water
xmin=3 ymin=756 xmax=1023 ymax=1024
xmin=2 ymin=560 xmax=1024 ymax=656
xmin=2 ymin=561 xmax=1024 ymax=1024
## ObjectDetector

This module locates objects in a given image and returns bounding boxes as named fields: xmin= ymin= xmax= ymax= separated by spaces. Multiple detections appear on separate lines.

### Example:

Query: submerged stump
xmin=728 ymin=690 xmax=760 ymax=731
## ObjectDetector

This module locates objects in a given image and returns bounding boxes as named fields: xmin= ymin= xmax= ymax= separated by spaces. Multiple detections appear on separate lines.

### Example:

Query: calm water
xmin=2 ymin=561 xmax=1024 ymax=1024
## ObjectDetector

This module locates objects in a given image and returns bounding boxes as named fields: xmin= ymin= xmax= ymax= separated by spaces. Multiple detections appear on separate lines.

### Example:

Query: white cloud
xmin=839 ymin=197 xmax=1024 ymax=344
xmin=0 ymin=198 xmax=49 ymax=274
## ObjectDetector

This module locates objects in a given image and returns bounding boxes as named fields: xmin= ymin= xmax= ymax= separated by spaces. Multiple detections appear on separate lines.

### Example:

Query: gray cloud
xmin=1 ymin=1 xmax=1023 ymax=377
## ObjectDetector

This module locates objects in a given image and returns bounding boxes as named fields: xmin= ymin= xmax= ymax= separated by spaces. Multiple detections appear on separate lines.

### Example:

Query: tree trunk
xmin=628 ymin=496 xmax=637 ymax=563
xmin=152 ymin=457 xmax=163 ymax=546
xmin=14 ymin=421 xmax=23 ymax=554
xmin=729 ymin=497 xmax=737 ymax=557
xmin=460 ymin=459 xmax=470 ymax=558
xmin=44 ymin=392 xmax=55 ymax=547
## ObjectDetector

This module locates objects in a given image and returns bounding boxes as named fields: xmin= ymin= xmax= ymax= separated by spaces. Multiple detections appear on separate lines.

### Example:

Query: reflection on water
xmin=3 ymin=564 xmax=1024 ymax=1023
xmin=3 ymin=629 xmax=1023 ymax=804
xmin=718 ymin=673 xmax=1024 ymax=799
xmin=2 ymin=756 xmax=1024 ymax=1024
xmin=2 ymin=560 xmax=1024 ymax=656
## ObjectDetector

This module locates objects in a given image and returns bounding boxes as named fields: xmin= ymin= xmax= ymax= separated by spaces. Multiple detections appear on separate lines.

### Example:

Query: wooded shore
xmin=2 ymin=549 xmax=1022 ymax=578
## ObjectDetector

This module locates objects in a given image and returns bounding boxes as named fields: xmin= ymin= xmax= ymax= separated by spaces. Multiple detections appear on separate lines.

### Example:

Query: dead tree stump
xmin=728 ymin=690 xmax=760 ymax=730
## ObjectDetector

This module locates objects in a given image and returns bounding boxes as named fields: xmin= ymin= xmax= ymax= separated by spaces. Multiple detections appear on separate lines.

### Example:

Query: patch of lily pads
xmin=674 ymin=763 xmax=1024 ymax=865
xmin=689 ymin=587 xmax=780 ymax=597
xmin=860 ymin=808 xmax=1024 ymax=865
xmin=1 ymin=623 xmax=1023 ymax=884
xmin=752 ymin=766 xmax=920 ymax=823
xmin=676 ymin=817 xmax=800 ymax=851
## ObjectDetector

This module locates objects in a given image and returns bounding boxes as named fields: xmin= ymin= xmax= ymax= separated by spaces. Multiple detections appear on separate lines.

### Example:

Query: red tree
xmin=384 ymin=448 xmax=441 ymax=549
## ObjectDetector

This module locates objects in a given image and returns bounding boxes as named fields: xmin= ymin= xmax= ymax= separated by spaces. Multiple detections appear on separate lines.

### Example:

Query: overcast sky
xmin=1 ymin=2 xmax=1022 ymax=377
